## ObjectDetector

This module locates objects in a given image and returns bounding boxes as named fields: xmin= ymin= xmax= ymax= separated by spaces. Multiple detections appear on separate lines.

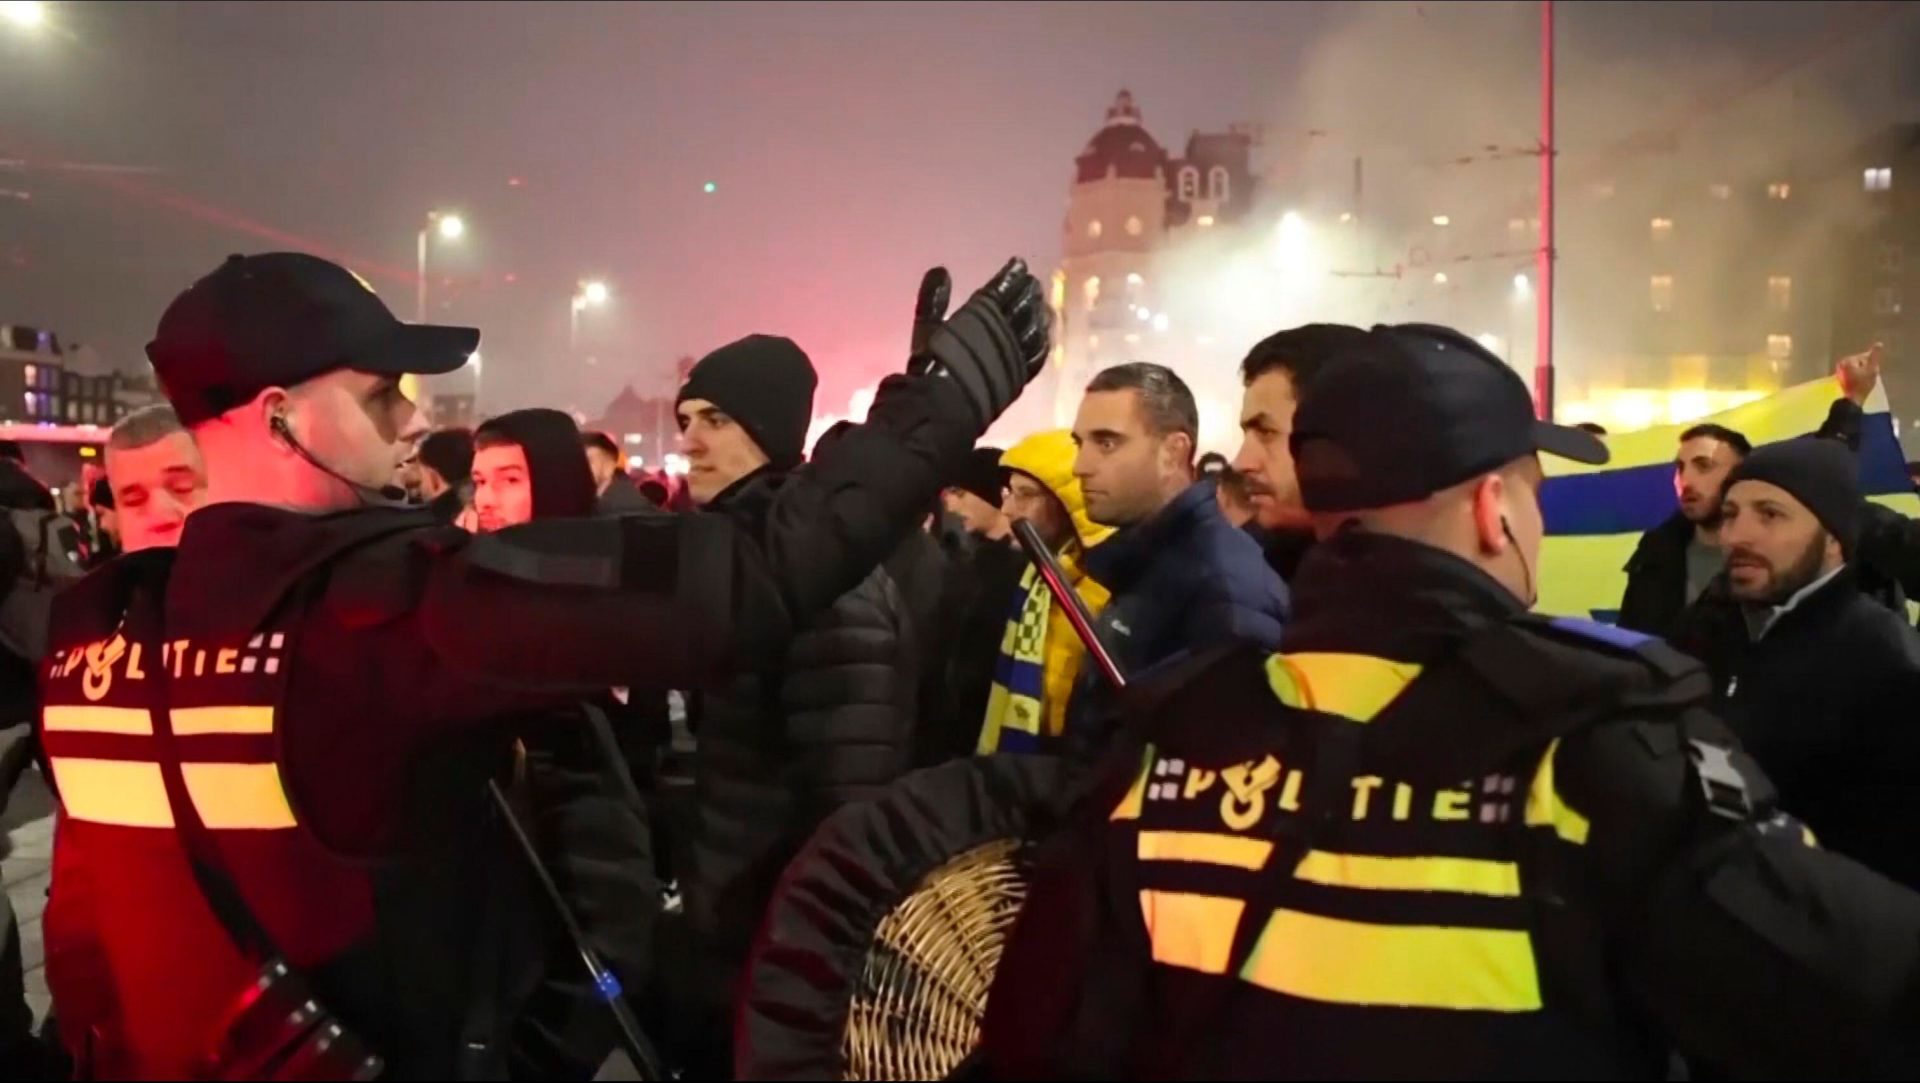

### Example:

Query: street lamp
xmin=570 ymin=280 xmax=609 ymax=352
xmin=416 ymin=210 xmax=464 ymax=323
xmin=0 ymin=2 xmax=45 ymax=30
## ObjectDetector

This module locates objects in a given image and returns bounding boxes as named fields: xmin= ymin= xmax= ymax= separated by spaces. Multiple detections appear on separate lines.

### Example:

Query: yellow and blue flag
xmin=1538 ymin=379 xmax=1919 ymax=621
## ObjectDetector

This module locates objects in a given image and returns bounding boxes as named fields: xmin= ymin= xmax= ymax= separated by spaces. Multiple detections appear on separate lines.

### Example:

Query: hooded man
xmin=671 ymin=334 xmax=935 ymax=1075
xmin=1670 ymin=437 xmax=1920 ymax=889
xmin=415 ymin=426 xmax=475 ymax=523
xmin=470 ymin=409 xmax=660 ymax=1081
xmin=975 ymin=429 xmax=1115 ymax=756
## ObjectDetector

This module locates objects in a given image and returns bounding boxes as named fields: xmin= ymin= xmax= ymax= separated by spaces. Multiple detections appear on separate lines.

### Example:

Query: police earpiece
xmin=1501 ymin=516 xmax=1536 ymax=606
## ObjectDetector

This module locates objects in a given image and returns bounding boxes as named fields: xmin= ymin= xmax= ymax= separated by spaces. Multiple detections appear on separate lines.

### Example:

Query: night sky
xmin=3 ymin=0 xmax=1915 ymax=421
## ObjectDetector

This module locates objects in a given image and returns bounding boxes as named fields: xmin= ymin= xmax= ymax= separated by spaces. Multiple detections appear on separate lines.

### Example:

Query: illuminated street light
xmin=1 ymin=2 xmax=45 ymax=30
xmin=1432 ymin=215 xmax=1451 ymax=227
xmin=1432 ymin=272 xmax=1449 ymax=285
xmin=571 ymin=280 xmax=611 ymax=351
xmin=416 ymin=210 xmax=465 ymax=323
xmin=1513 ymin=273 xmax=1531 ymax=299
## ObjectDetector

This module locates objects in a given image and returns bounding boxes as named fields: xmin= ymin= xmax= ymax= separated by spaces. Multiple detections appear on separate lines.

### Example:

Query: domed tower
xmin=1053 ymin=90 xmax=1169 ymax=425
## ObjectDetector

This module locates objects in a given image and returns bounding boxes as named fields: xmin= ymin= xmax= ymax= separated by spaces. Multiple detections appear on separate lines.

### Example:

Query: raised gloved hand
xmin=910 ymin=258 xmax=1052 ymax=428
xmin=911 ymin=267 xmax=953 ymax=359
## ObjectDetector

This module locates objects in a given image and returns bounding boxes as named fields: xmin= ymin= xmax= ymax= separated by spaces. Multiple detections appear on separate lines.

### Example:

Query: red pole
xmin=1535 ymin=0 xmax=1555 ymax=421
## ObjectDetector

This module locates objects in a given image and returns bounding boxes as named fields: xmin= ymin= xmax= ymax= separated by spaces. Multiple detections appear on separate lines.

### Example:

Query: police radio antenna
xmin=1013 ymin=519 xmax=1127 ymax=689
xmin=487 ymin=781 xmax=669 ymax=1080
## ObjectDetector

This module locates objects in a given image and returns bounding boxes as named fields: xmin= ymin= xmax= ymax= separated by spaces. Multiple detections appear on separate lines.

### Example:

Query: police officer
xmin=981 ymin=324 xmax=1920 ymax=1079
xmin=34 ymin=251 xmax=1048 ymax=1080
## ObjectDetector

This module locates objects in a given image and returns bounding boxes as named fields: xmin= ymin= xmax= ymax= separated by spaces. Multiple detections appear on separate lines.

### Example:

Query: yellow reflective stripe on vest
xmin=43 ymin=705 xmax=153 ymax=735
xmin=1139 ymin=889 xmax=1244 ymax=974
xmin=48 ymin=758 xmax=173 ymax=828
xmin=1109 ymin=744 xmax=1156 ymax=823
xmin=1242 ymin=910 xmax=1543 ymax=1012
xmin=172 ymin=706 xmax=274 ymax=736
xmin=1523 ymin=738 xmax=1590 ymax=845
xmin=1294 ymin=851 xmax=1522 ymax=898
xmin=1264 ymin=653 xmax=1422 ymax=722
xmin=182 ymin=763 xmax=298 ymax=830
xmin=1137 ymin=831 xmax=1521 ymax=896
xmin=44 ymin=702 xmax=296 ymax=832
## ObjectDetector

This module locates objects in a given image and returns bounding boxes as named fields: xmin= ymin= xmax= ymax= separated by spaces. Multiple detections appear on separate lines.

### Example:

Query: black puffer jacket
xmin=679 ymin=468 xmax=927 ymax=1062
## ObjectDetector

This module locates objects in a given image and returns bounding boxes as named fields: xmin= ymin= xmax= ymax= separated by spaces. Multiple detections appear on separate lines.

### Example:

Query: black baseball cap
xmin=146 ymin=253 xmax=478 ymax=425
xmin=1291 ymin=323 xmax=1607 ymax=513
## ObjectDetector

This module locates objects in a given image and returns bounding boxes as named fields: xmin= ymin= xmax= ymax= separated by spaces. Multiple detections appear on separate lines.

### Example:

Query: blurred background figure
xmin=582 ymin=429 xmax=651 ymax=513
xmin=416 ymin=426 xmax=475 ymax=523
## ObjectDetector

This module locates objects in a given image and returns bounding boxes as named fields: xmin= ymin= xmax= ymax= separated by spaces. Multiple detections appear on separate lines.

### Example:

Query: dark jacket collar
xmin=1282 ymin=529 xmax=1525 ymax=663
xmin=1260 ymin=526 xmax=1316 ymax=583
xmin=1741 ymin=564 xmax=1862 ymax=642
xmin=1083 ymin=479 xmax=1219 ymax=591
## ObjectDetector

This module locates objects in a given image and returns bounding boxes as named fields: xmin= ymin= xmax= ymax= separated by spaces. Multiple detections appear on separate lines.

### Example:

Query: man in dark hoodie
xmin=471 ymin=409 xmax=660 ymax=1080
xmin=672 ymin=335 xmax=932 ymax=1075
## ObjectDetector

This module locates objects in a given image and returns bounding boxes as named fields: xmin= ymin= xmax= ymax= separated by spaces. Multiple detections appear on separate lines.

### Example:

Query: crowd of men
xmin=1 ymin=249 xmax=1919 ymax=1080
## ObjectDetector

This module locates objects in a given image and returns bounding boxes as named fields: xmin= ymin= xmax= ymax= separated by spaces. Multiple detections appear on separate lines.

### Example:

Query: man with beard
xmin=1232 ymin=324 xmax=1372 ymax=582
xmin=1615 ymin=423 xmax=1752 ymax=637
xmin=1672 ymin=438 xmax=1920 ymax=889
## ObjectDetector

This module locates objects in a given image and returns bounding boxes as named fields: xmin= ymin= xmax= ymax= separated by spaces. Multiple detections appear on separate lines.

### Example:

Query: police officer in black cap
xmin=33 ymin=252 xmax=1046 ymax=1079
xmin=982 ymin=324 xmax=1920 ymax=1079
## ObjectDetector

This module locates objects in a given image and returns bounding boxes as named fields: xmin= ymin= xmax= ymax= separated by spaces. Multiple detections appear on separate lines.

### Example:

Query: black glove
xmin=911 ymin=258 xmax=1052 ymax=428
xmin=911 ymin=267 xmax=952 ymax=359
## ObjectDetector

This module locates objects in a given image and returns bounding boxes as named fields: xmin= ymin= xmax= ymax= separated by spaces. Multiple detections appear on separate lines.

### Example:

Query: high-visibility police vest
xmin=36 ymin=584 xmax=385 ymax=1080
xmin=1090 ymin=630 xmax=1696 ymax=1079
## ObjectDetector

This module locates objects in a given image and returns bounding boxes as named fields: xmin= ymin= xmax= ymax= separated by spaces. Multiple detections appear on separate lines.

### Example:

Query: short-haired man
xmin=581 ymin=429 xmax=651 ymax=513
xmin=1072 ymin=362 xmax=1287 ymax=684
xmin=1232 ymin=323 xmax=1373 ymax=580
xmin=1671 ymin=438 xmax=1920 ymax=889
xmin=1617 ymin=422 xmax=1752 ymax=637
xmin=104 ymin=404 xmax=208 ymax=553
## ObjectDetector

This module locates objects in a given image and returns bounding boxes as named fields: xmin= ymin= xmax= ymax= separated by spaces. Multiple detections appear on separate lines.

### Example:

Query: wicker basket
xmin=842 ymin=839 xmax=1028 ymax=1080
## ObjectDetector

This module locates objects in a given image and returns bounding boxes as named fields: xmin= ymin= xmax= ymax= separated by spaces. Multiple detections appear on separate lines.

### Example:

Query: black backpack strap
xmin=133 ymin=587 xmax=282 ymax=965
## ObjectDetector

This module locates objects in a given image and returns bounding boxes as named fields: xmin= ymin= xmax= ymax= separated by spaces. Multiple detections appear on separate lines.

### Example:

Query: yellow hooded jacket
xmin=977 ymin=430 xmax=1115 ymax=755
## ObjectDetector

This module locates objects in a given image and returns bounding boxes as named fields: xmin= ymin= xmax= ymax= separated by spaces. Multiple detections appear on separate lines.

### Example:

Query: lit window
xmin=21 ymin=392 xmax=31 ymax=414
xmin=1208 ymin=166 xmax=1230 ymax=202
xmin=1126 ymin=272 xmax=1144 ymax=288
xmin=1082 ymin=276 xmax=1101 ymax=312
xmin=1865 ymin=167 xmax=1893 ymax=192
xmin=1196 ymin=214 xmax=1215 ymax=227
xmin=1087 ymin=219 xmax=1103 ymax=240
xmin=1125 ymin=216 xmax=1143 ymax=236
xmin=1651 ymin=217 xmax=1674 ymax=241
xmin=1650 ymin=275 xmax=1674 ymax=313
xmin=1873 ymin=287 xmax=1902 ymax=316
xmin=1767 ymin=334 xmax=1792 ymax=360
xmin=1768 ymin=182 xmax=1791 ymax=200
xmin=21 ymin=364 xmax=33 ymax=384
xmin=1709 ymin=183 xmax=1732 ymax=200
xmin=1767 ymin=276 xmax=1792 ymax=313
xmin=1432 ymin=215 xmax=1451 ymax=227
xmin=1881 ymin=242 xmax=1904 ymax=273
xmin=1178 ymin=167 xmax=1198 ymax=201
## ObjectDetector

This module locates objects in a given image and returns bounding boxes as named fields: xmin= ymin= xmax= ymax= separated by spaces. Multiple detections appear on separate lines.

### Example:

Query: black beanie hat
xmin=676 ymin=335 xmax=818 ymax=470
xmin=1722 ymin=437 xmax=1862 ymax=553
xmin=474 ymin=408 xmax=598 ymax=519
xmin=951 ymin=446 xmax=1006 ymax=506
